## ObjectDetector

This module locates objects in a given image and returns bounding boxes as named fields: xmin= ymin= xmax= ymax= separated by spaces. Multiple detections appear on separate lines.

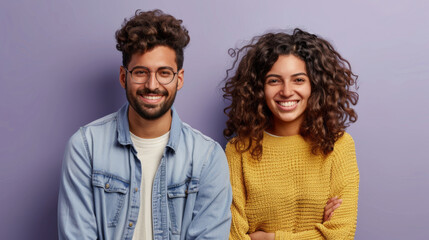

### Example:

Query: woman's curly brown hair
xmin=223 ymin=28 xmax=358 ymax=158
xmin=115 ymin=9 xmax=190 ymax=69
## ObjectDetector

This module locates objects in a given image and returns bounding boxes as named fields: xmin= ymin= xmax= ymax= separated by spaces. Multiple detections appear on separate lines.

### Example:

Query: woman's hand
xmin=324 ymin=196 xmax=342 ymax=222
xmin=247 ymin=197 xmax=342 ymax=240
xmin=249 ymin=231 xmax=275 ymax=240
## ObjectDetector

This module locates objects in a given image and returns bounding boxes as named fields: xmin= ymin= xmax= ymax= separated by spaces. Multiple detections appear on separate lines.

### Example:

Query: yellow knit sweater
xmin=226 ymin=132 xmax=359 ymax=240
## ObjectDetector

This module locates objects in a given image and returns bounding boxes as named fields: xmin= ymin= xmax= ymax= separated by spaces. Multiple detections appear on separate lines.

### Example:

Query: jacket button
xmin=129 ymin=222 xmax=133 ymax=227
xmin=134 ymin=187 xmax=138 ymax=192
xmin=105 ymin=183 xmax=110 ymax=189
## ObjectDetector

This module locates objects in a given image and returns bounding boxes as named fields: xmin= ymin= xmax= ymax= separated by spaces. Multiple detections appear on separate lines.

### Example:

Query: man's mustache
xmin=137 ymin=88 xmax=168 ymax=96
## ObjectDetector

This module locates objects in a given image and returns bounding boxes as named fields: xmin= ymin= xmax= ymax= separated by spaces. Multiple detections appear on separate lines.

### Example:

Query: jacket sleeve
xmin=58 ymin=128 xmax=98 ymax=240
xmin=185 ymin=142 xmax=233 ymax=239
xmin=225 ymin=142 xmax=252 ymax=240
xmin=274 ymin=134 xmax=359 ymax=240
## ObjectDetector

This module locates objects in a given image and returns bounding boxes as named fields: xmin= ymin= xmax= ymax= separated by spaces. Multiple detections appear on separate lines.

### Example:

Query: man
xmin=58 ymin=10 xmax=232 ymax=240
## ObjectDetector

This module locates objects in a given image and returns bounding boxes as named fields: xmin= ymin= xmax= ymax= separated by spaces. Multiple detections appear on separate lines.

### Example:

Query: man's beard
xmin=126 ymin=83 xmax=177 ymax=120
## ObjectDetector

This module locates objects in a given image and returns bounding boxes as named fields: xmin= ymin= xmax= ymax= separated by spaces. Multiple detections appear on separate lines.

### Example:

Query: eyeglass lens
xmin=130 ymin=67 xmax=175 ymax=85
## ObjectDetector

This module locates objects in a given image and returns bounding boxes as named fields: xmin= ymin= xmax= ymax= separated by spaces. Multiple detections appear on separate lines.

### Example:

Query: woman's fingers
xmin=324 ymin=197 xmax=342 ymax=222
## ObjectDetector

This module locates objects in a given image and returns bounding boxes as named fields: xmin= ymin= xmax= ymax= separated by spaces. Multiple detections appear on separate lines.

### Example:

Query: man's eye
xmin=134 ymin=70 xmax=149 ymax=76
xmin=158 ymin=70 xmax=172 ymax=77
xmin=158 ymin=70 xmax=173 ymax=78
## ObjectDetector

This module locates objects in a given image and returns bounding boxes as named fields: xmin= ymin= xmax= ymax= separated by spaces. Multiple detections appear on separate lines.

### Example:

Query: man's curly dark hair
xmin=115 ymin=9 xmax=190 ymax=69
xmin=223 ymin=28 xmax=358 ymax=158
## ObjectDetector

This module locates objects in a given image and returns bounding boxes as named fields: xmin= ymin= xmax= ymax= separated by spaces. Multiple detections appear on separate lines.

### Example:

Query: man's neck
xmin=128 ymin=107 xmax=172 ymax=139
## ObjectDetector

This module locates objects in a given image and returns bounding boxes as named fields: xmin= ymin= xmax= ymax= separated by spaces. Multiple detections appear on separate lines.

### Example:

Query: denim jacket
xmin=58 ymin=104 xmax=232 ymax=240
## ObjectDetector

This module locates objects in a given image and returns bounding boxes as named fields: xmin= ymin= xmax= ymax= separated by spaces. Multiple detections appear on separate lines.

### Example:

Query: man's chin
xmin=136 ymin=106 xmax=170 ymax=120
xmin=142 ymin=103 xmax=158 ymax=109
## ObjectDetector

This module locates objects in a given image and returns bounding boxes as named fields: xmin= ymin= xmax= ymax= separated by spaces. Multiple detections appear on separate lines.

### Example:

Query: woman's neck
xmin=266 ymin=117 xmax=303 ymax=137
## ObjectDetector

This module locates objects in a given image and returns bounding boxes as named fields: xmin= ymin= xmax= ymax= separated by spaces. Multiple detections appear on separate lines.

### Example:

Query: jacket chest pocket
xmin=92 ymin=171 xmax=129 ymax=227
xmin=167 ymin=178 xmax=199 ymax=235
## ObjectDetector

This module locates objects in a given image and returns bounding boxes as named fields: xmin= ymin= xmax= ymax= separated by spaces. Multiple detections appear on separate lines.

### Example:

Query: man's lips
xmin=136 ymin=88 xmax=167 ymax=104
xmin=142 ymin=95 xmax=162 ymax=100
xmin=139 ymin=94 xmax=164 ymax=104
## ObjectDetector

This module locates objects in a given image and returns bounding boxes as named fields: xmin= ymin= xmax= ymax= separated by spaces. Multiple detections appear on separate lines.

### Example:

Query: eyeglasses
xmin=123 ymin=66 xmax=178 ymax=85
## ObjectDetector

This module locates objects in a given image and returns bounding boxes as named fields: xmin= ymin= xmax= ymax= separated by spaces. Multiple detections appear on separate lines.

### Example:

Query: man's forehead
xmin=128 ymin=46 xmax=177 ymax=69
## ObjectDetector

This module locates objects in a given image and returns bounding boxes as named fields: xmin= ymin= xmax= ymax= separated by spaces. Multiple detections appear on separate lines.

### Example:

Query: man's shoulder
xmin=180 ymin=122 xmax=220 ymax=148
xmin=65 ymin=110 xmax=123 ymax=157
xmin=176 ymin=122 xmax=228 ymax=178
xmin=83 ymin=111 xmax=118 ymax=129
xmin=68 ymin=111 xmax=119 ymax=145
xmin=76 ymin=110 xmax=122 ymax=138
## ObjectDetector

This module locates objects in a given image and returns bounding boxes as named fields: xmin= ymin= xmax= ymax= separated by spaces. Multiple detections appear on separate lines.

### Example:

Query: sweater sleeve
xmin=274 ymin=133 xmax=359 ymax=240
xmin=226 ymin=142 xmax=252 ymax=240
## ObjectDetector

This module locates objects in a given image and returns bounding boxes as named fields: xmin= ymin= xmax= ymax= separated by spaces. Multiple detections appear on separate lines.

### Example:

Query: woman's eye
xmin=266 ymin=78 xmax=280 ymax=84
xmin=295 ymin=78 xmax=305 ymax=83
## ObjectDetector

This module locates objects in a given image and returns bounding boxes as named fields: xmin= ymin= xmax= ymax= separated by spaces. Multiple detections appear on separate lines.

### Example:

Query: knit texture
xmin=226 ymin=132 xmax=359 ymax=240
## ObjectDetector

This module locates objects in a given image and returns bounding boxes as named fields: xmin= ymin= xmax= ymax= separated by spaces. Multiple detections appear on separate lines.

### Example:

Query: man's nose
xmin=144 ymin=72 xmax=160 ymax=89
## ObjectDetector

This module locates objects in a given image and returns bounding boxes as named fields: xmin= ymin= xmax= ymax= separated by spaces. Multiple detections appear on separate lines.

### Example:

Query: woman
xmin=223 ymin=29 xmax=359 ymax=240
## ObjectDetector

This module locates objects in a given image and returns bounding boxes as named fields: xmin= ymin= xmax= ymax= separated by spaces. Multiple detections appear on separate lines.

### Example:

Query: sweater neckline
xmin=263 ymin=131 xmax=307 ymax=147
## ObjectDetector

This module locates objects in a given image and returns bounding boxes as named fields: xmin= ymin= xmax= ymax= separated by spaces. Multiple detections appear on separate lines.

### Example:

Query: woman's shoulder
xmin=225 ymin=138 xmax=242 ymax=156
xmin=330 ymin=132 xmax=359 ymax=183
xmin=330 ymin=132 xmax=357 ymax=165
xmin=225 ymin=137 xmax=252 ymax=151
xmin=225 ymin=138 xmax=237 ymax=150
xmin=334 ymin=132 xmax=355 ymax=149
xmin=225 ymin=137 xmax=258 ymax=163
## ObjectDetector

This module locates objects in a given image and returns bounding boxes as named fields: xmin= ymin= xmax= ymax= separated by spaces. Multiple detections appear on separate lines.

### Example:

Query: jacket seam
xmin=198 ymin=142 xmax=216 ymax=182
xmin=79 ymin=127 xmax=92 ymax=166
xmin=92 ymin=170 xmax=131 ymax=184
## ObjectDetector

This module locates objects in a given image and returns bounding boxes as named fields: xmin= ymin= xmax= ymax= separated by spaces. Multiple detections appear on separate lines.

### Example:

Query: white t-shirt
xmin=130 ymin=131 xmax=169 ymax=240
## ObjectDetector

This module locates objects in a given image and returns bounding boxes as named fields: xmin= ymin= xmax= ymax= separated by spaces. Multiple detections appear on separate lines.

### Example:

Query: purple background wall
xmin=1 ymin=0 xmax=429 ymax=239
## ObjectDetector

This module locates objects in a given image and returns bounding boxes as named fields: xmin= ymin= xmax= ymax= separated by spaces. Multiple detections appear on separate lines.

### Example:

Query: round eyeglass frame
xmin=123 ymin=66 xmax=179 ymax=85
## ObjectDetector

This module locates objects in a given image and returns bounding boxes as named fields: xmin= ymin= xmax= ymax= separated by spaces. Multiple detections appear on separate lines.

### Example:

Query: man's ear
xmin=176 ymin=69 xmax=184 ymax=90
xmin=119 ymin=66 xmax=126 ymax=89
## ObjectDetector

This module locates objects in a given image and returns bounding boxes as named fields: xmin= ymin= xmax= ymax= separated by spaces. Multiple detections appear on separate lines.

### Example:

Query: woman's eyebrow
xmin=266 ymin=72 xmax=307 ymax=78
xmin=265 ymin=74 xmax=282 ymax=78
xmin=291 ymin=72 xmax=308 ymax=77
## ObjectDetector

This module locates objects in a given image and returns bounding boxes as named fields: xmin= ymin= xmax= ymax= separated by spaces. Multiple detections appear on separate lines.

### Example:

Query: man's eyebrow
xmin=157 ymin=66 xmax=175 ymax=70
xmin=129 ymin=65 xmax=150 ymax=71
xmin=130 ymin=65 xmax=175 ymax=71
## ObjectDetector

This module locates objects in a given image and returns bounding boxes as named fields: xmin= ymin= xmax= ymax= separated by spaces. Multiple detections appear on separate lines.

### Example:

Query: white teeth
xmin=279 ymin=101 xmax=298 ymax=107
xmin=143 ymin=95 xmax=162 ymax=100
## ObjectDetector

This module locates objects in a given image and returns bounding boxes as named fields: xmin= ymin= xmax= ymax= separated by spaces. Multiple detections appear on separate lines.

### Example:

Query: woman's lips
xmin=276 ymin=100 xmax=299 ymax=111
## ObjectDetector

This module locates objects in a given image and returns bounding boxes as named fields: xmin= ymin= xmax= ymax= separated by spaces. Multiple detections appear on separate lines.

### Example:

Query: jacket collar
xmin=117 ymin=103 xmax=182 ymax=152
